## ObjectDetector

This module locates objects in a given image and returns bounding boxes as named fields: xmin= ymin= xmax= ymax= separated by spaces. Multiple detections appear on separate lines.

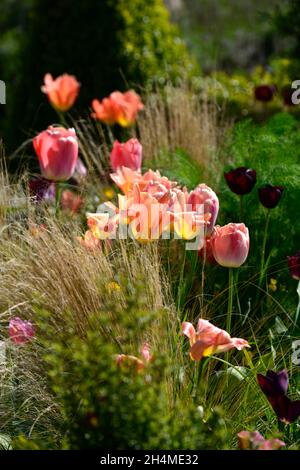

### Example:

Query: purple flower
xmin=257 ymin=370 xmax=300 ymax=424
xmin=29 ymin=177 xmax=55 ymax=202
xmin=287 ymin=251 xmax=300 ymax=281
xmin=258 ymin=185 xmax=284 ymax=209
xmin=9 ymin=317 xmax=35 ymax=345
xmin=254 ymin=85 xmax=276 ymax=103
xmin=224 ymin=167 xmax=256 ymax=195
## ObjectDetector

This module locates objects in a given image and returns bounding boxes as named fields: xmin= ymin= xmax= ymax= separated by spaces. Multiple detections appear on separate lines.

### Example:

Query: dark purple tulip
xmin=287 ymin=251 xmax=300 ymax=281
xmin=29 ymin=177 xmax=55 ymax=202
xmin=281 ymin=85 xmax=295 ymax=107
xmin=224 ymin=167 xmax=257 ymax=195
xmin=257 ymin=370 xmax=300 ymax=424
xmin=257 ymin=369 xmax=289 ymax=397
xmin=258 ymin=184 xmax=284 ymax=209
xmin=254 ymin=85 xmax=276 ymax=102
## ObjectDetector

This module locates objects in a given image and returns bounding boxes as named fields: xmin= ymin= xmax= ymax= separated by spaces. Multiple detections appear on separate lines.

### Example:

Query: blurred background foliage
xmin=0 ymin=0 xmax=196 ymax=156
xmin=0 ymin=0 xmax=300 ymax=165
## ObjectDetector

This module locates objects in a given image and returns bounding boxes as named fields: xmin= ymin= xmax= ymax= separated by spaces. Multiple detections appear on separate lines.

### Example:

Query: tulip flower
xmin=258 ymin=184 xmax=284 ymax=209
xmin=211 ymin=223 xmax=249 ymax=334
xmin=33 ymin=126 xmax=78 ymax=182
xmin=91 ymin=90 xmax=144 ymax=127
xmin=41 ymin=73 xmax=80 ymax=112
xmin=78 ymin=230 xmax=101 ymax=251
xmin=182 ymin=319 xmax=249 ymax=362
xmin=288 ymin=251 xmax=300 ymax=281
xmin=61 ymin=190 xmax=83 ymax=214
xmin=188 ymin=184 xmax=219 ymax=235
xmin=238 ymin=431 xmax=285 ymax=450
xmin=116 ymin=342 xmax=152 ymax=372
xmin=29 ymin=177 xmax=55 ymax=203
xmin=110 ymin=138 xmax=142 ymax=172
xmin=288 ymin=251 xmax=300 ymax=325
xmin=224 ymin=167 xmax=256 ymax=195
xmin=254 ymin=85 xmax=276 ymax=103
xmin=9 ymin=317 xmax=35 ymax=345
xmin=281 ymin=85 xmax=295 ymax=107
xmin=224 ymin=167 xmax=256 ymax=219
xmin=257 ymin=369 xmax=300 ymax=424
xmin=211 ymin=223 xmax=249 ymax=268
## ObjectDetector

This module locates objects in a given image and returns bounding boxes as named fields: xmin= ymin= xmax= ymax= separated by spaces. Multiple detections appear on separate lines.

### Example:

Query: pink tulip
xmin=188 ymin=184 xmax=219 ymax=235
xmin=91 ymin=90 xmax=144 ymax=127
xmin=9 ymin=317 xmax=35 ymax=345
xmin=211 ymin=223 xmax=249 ymax=268
xmin=238 ymin=431 xmax=285 ymax=450
xmin=33 ymin=126 xmax=78 ymax=181
xmin=41 ymin=73 xmax=80 ymax=112
xmin=110 ymin=138 xmax=142 ymax=172
xmin=182 ymin=318 xmax=249 ymax=361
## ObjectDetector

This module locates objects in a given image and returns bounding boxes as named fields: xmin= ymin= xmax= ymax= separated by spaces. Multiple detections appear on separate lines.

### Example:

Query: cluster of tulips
xmin=7 ymin=72 xmax=300 ymax=448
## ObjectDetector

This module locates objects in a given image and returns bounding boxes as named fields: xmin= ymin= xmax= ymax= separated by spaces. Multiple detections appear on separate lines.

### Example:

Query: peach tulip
xmin=61 ymin=189 xmax=83 ymax=214
xmin=33 ymin=126 xmax=78 ymax=181
xmin=41 ymin=73 xmax=80 ymax=112
xmin=77 ymin=230 xmax=101 ymax=251
xmin=110 ymin=138 xmax=142 ymax=172
xmin=182 ymin=318 xmax=249 ymax=361
xmin=211 ymin=223 xmax=249 ymax=268
xmin=188 ymin=184 xmax=219 ymax=235
xmin=91 ymin=90 xmax=144 ymax=127
xmin=116 ymin=342 xmax=152 ymax=372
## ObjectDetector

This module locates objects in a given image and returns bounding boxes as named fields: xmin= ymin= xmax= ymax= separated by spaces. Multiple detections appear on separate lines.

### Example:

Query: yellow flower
xmin=269 ymin=278 xmax=277 ymax=292
xmin=107 ymin=281 xmax=121 ymax=292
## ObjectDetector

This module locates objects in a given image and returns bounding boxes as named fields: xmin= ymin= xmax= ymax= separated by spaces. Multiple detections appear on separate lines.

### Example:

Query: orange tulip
xmin=182 ymin=318 xmax=249 ymax=361
xmin=91 ymin=90 xmax=144 ymax=127
xmin=41 ymin=73 xmax=80 ymax=112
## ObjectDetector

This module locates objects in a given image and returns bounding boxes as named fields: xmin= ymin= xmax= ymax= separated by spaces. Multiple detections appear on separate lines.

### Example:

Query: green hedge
xmin=5 ymin=0 xmax=197 ymax=157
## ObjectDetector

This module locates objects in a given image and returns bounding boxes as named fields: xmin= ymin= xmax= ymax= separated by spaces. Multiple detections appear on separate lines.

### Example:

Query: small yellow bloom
xmin=269 ymin=278 xmax=277 ymax=292
xmin=103 ymin=187 xmax=115 ymax=200
xmin=107 ymin=281 xmax=121 ymax=292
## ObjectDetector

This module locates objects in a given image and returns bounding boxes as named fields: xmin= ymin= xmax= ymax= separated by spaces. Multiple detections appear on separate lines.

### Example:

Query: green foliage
xmin=220 ymin=111 xmax=300 ymax=279
xmin=10 ymin=280 xmax=227 ymax=450
xmin=147 ymin=147 xmax=203 ymax=189
xmin=5 ymin=0 xmax=197 ymax=155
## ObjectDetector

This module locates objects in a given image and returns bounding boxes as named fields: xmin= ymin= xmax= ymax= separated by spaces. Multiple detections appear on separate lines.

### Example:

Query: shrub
xmin=6 ymin=0 xmax=197 ymax=155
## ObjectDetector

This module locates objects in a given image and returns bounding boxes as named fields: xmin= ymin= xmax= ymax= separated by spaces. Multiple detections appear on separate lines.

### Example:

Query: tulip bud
xmin=211 ymin=223 xmax=250 ymax=268
xmin=110 ymin=138 xmax=142 ymax=172
xmin=41 ymin=73 xmax=80 ymax=112
xmin=33 ymin=126 xmax=78 ymax=181
xmin=224 ymin=167 xmax=256 ymax=195
xmin=258 ymin=184 xmax=284 ymax=209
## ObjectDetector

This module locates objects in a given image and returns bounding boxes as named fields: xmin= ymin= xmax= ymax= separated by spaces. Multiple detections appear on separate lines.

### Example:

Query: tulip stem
xmin=259 ymin=210 xmax=271 ymax=287
xmin=55 ymin=183 xmax=62 ymax=216
xmin=226 ymin=268 xmax=234 ymax=335
xmin=239 ymin=195 xmax=244 ymax=221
